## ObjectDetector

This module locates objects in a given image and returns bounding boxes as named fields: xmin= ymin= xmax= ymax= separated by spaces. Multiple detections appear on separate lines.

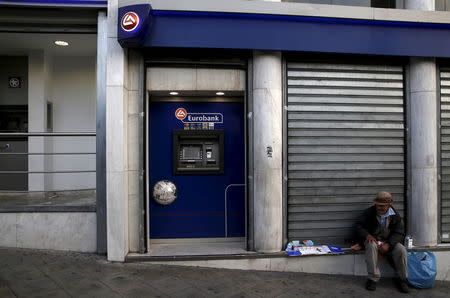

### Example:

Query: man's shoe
xmin=365 ymin=279 xmax=377 ymax=291
xmin=396 ymin=279 xmax=410 ymax=293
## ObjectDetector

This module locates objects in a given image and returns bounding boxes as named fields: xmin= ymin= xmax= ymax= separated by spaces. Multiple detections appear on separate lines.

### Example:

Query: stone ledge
xmin=126 ymin=252 xmax=283 ymax=263
xmin=0 ymin=205 xmax=95 ymax=213
xmin=126 ymin=245 xmax=450 ymax=263
xmin=0 ymin=190 xmax=96 ymax=213
xmin=126 ymin=250 xmax=351 ymax=263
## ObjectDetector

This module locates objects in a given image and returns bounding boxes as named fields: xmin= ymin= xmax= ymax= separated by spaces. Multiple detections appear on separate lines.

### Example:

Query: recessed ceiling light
xmin=55 ymin=40 xmax=69 ymax=46
xmin=169 ymin=92 xmax=179 ymax=96
xmin=216 ymin=92 xmax=225 ymax=96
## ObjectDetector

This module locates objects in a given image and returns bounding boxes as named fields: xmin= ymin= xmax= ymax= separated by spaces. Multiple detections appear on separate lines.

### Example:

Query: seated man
xmin=354 ymin=191 xmax=409 ymax=293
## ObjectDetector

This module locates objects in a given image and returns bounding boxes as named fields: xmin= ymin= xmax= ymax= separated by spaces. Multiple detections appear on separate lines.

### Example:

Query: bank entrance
xmin=146 ymin=65 xmax=247 ymax=252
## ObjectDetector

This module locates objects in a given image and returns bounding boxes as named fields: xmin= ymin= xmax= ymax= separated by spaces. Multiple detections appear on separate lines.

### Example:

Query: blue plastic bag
xmin=407 ymin=251 xmax=437 ymax=288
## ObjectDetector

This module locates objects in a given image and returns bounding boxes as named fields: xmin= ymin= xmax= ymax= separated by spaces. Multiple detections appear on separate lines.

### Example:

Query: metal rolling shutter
xmin=287 ymin=62 xmax=405 ymax=245
xmin=440 ymin=68 xmax=450 ymax=242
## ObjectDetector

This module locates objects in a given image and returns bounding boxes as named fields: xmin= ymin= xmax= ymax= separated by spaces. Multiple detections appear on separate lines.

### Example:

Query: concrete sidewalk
xmin=0 ymin=248 xmax=449 ymax=298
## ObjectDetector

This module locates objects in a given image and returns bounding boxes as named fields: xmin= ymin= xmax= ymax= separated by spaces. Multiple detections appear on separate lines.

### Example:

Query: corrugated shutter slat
xmin=440 ymin=68 xmax=450 ymax=242
xmin=287 ymin=62 xmax=405 ymax=245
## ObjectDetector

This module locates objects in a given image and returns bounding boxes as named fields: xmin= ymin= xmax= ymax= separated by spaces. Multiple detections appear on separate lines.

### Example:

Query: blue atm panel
xmin=149 ymin=101 xmax=245 ymax=238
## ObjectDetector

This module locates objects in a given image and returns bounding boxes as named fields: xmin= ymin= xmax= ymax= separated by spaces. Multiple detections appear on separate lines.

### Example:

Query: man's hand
xmin=365 ymin=234 xmax=376 ymax=244
xmin=379 ymin=242 xmax=390 ymax=254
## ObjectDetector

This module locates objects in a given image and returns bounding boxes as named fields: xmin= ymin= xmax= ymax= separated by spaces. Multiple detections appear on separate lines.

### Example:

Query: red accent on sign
xmin=175 ymin=108 xmax=187 ymax=120
xmin=121 ymin=12 xmax=140 ymax=32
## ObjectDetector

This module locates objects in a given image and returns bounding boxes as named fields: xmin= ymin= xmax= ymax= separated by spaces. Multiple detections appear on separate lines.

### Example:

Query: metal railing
xmin=0 ymin=132 xmax=96 ymax=192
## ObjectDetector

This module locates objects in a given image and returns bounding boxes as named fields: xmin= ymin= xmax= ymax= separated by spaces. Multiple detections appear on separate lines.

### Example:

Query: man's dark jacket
xmin=354 ymin=205 xmax=405 ymax=250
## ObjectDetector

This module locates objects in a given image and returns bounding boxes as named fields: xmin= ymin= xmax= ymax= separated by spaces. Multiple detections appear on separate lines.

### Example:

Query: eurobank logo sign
xmin=118 ymin=4 xmax=152 ymax=47
xmin=185 ymin=113 xmax=223 ymax=123
xmin=175 ymin=108 xmax=223 ymax=124
xmin=121 ymin=12 xmax=140 ymax=32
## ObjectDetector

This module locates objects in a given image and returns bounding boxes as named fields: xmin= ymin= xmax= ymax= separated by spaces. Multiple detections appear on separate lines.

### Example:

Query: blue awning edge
xmin=118 ymin=5 xmax=450 ymax=58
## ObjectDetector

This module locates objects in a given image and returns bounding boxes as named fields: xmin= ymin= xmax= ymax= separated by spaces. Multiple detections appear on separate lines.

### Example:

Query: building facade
xmin=1 ymin=0 xmax=450 ymax=279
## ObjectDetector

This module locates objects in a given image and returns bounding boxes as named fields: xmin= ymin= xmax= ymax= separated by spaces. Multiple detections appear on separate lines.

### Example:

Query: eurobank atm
xmin=149 ymin=100 xmax=245 ymax=239
xmin=173 ymin=129 xmax=224 ymax=175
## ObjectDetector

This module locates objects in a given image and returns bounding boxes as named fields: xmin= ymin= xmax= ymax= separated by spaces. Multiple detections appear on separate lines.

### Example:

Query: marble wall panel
xmin=15 ymin=213 xmax=96 ymax=252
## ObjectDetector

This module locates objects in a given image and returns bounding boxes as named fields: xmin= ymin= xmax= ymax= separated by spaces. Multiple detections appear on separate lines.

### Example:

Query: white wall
xmin=27 ymin=52 xmax=96 ymax=191
xmin=51 ymin=56 xmax=96 ymax=133
xmin=28 ymin=50 xmax=48 ymax=191
xmin=46 ymin=55 xmax=96 ymax=191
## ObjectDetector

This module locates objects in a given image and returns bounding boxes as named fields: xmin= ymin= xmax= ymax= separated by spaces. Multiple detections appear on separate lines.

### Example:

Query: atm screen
xmin=180 ymin=145 xmax=202 ymax=160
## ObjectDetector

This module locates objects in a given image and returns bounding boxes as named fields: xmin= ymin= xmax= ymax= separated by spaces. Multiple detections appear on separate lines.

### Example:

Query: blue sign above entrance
xmin=118 ymin=4 xmax=450 ymax=58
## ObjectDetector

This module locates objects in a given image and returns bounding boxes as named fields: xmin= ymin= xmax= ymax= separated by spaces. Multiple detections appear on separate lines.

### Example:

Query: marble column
xmin=405 ymin=0 xmax=438 ymax=246
xmin=252 ymin=51 xmax=283 ymax=252
xmin=405 ymin=0 xmax=435 ymax=10
xmin=106 ymin=0 xmax=129 ymax=261
xmin=127 ymin=50 xmax=144 ymax=253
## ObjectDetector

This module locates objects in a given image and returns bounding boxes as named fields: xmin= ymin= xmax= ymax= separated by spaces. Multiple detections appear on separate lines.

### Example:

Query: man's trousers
xmin=365 ymin=242 xmax=407 ymax=282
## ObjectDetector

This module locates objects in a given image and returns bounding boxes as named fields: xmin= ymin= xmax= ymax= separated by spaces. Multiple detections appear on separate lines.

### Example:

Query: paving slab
xmin=1 ymin=247 xmax=450 ymax=297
